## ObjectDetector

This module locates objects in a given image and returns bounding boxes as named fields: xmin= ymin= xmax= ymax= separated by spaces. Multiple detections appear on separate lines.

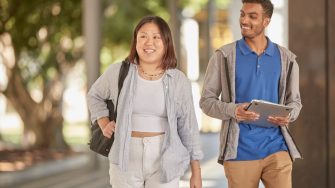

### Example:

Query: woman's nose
xmin=144 ymin=37 xmax=153 ymax=45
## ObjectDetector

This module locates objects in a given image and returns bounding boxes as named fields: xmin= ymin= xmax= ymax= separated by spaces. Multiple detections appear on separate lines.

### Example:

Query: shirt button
xmin=257 ymin=65 xmax=260 ymax=68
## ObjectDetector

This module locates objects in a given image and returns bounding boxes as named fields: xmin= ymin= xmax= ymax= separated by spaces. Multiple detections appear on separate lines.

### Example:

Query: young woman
xmin=87 ymin=15 xmax=203 ymax=188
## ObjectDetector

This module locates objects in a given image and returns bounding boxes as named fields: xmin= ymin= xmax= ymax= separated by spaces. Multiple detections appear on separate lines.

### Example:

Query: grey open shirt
xmin=200 ymin=42 xmax=303 ymax=164
xmin=87 ymin=62 xmax=203 ymax=182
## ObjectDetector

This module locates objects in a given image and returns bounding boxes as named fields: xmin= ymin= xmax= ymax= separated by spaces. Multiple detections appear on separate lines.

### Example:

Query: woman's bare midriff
xmin=131 ymin=131 xmax=165 ymax=137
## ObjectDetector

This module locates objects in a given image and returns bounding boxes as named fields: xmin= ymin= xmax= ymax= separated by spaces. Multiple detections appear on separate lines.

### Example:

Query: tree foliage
xmin=102 ymin=0 xmax=167 ymax=46
xmin=0 ymin=0 xmax=82 ymax=149
xmin=0 ymin=0 xmax=82 ymax=83
xmin=99 ymin=0 xmax=221 ymax=65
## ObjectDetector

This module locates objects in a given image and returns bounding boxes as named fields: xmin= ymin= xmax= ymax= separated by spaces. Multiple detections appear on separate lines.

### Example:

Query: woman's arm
xmin=87 ymin=63 xmax=120 ymax=123
xmin=176 ymin=77 xmax=203 ymax=161
xmin=175 ymin=73 xmax=203 ymax=187
xmin=190 ymin=160 xmax=202 ymax=188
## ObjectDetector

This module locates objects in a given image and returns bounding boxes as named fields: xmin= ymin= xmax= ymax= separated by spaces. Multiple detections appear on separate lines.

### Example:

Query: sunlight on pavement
xmin=180 ymin=180 xmax=219 ymax=188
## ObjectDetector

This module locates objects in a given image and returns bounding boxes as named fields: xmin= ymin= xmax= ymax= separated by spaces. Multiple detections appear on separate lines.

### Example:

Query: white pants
xmin=109 ymin=135 xmax=180 ymax=188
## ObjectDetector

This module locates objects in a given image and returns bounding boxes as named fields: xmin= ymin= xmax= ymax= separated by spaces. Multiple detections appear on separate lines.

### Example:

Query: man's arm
xmin=285 ymin=60 xmax=302 ymax=122
xmin=199 ymin=52 xmax=237 ymax=120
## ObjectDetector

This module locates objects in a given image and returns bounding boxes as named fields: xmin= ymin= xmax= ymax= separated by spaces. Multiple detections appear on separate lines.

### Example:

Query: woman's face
xmin=136 ymin=22 xmax=165 ymax=66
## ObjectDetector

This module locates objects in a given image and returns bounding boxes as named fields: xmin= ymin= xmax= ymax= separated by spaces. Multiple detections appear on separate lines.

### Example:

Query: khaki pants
xmin=223 ymin=151 xmax=292 ymax=188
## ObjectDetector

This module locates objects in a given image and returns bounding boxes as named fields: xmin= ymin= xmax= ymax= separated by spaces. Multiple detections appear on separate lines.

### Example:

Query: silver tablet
xmin=243 ymin=100 xmax=293 ymax=128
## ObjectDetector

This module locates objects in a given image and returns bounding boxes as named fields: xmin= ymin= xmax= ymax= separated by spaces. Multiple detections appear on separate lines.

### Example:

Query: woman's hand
xmin=190 ymin=160 xmax=202 ymax=188
xmin=190 ymin=169 xmax=202 ymax=188
xmin=102 ymin=121 xmax=116 ymax=138
xmin=97 ymin=117 xmax=116 ymax=138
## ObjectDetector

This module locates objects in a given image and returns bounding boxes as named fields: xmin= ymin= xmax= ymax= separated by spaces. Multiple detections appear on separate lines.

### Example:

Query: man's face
xmin=239 ymin=3 xmax=270 ymax=39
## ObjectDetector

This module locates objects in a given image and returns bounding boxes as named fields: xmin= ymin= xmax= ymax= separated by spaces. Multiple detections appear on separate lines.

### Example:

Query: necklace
xmin=139 ymin=66 xmax=165 ymax=80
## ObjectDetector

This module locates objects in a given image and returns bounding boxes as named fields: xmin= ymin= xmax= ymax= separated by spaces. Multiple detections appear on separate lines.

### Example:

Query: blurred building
xmin=289 ymin=0 xmax=335 ymax=187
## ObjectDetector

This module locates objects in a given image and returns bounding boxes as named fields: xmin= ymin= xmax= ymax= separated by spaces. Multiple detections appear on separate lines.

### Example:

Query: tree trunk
xmin=4 ymin=68 xmax=69 ymax=150
xmin=31 ymin=110 xmax=68 ymax=149
xmin=166 ymin=0 xmax=182 ymax=68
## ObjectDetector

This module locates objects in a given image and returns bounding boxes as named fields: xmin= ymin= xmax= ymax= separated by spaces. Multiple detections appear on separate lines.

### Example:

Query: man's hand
xmin=268 ymin=115 xmax=290 ymax=126
xmin=235 ymin=103 xmax=260 ymax=122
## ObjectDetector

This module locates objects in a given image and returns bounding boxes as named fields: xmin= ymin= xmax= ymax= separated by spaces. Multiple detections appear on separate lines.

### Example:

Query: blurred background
xmin=0 ymin=0 xmax=334 ymax=187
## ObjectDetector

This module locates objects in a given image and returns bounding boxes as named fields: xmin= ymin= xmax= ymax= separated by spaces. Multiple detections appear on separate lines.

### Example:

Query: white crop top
xmin=131 ymin=72 xmax=168 ymax=132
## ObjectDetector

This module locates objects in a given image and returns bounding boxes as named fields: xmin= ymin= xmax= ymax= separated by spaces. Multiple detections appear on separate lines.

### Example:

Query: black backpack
xmin=88 ymin=60 xmax=130 ymax=157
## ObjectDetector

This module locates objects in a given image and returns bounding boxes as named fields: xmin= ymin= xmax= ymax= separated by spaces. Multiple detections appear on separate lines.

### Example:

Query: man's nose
xmin=240 ymin=16 xmax=248 ymax=24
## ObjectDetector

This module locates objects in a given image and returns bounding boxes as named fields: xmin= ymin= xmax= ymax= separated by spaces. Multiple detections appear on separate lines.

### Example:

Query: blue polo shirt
xmin=234 ymin=38 xmax=288 ymax=161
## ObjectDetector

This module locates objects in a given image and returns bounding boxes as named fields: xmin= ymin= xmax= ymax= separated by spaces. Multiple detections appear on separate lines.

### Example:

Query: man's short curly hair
xmin=242 ymin=0 xmax=274 ymax=18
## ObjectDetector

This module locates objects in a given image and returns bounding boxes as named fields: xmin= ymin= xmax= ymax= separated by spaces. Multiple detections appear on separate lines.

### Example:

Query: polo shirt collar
xmin=238 ymin=37 xmax=275 ymax=56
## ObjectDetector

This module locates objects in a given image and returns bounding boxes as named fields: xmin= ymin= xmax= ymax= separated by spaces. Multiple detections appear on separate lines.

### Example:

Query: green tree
xmin=0 ymin=0 xmax=82 ymax=149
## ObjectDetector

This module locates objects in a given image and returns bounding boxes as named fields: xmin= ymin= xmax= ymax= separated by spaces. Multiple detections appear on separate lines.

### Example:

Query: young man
xmin=200 ymin=0 xmax=302 ymax=188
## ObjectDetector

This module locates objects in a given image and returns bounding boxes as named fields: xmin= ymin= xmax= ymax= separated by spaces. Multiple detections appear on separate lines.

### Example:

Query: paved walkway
xmin=1 ymin=133 xmax=265 ymax=188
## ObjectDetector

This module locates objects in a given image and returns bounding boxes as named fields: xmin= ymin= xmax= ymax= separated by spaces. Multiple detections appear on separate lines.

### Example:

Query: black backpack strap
xmin=114 ymin=60 xmax=130 ymax=118
xmin=118 ymin=60 xmax=130 ymax=93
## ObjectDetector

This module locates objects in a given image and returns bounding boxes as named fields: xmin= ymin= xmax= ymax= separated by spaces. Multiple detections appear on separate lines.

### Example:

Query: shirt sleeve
xmin=177 ymin=76 xmax=203 ymax=161
xmin=87 ymin=63 xmax=120 ymax=123
xmin=199 ymin=51 xmax=237 ymax=120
